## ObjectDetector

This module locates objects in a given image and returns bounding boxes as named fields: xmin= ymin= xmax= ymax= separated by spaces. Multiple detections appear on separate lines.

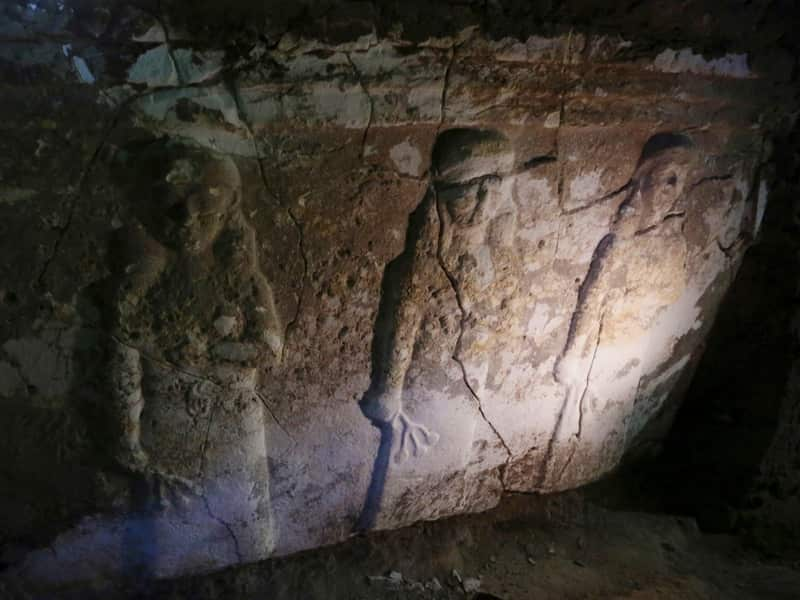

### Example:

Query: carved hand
xmin=360 ymin=386 xmax=402 ymax=424
xmin=392 ymin=411 xmax=440 ymax=464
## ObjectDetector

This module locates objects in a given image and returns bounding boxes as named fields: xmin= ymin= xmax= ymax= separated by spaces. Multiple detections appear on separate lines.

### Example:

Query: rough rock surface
xmin=643 ymin=121 xmax=800 ymax=555
xmin=0 ymin=0 xmax=796 ymax=592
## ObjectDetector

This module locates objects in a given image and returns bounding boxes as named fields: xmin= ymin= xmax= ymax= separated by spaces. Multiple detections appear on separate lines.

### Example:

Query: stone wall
xmin=0 ymin=0 xmax=796 ymax=592
xmin=743 ymin=126 xmax=800 ymax=557
xmin=652 ymin=122 xmax=800 ymax=553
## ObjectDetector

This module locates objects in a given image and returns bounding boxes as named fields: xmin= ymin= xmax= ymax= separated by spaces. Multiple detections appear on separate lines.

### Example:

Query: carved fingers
xmin=146 ymin=468 xmax=198 ymax=510
xmin=393 ymin=411 xmax=440 ymax=464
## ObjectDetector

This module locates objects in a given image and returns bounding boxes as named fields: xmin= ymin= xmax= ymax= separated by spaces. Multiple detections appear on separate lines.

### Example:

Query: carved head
xmin=625 ymin=133 xmax=698 ymax=228
xmin=432 ymin=128 xmax=514 ymax=185
xmin=432 ymin=129 xmax=515 ymax=226
xmin=137 ymin=143 xmax=241 ymax=252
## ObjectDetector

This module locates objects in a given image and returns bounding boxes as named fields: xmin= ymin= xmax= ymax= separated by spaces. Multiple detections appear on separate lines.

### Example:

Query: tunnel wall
xmin=0 ymin=0 xmax=796 ymax=591
xmin=648 ymin=122 xmax=800 ymax=555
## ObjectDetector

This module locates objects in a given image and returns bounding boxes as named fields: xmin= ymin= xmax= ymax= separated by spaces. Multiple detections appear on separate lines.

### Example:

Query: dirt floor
xmin=41 ymin=482 xmax=797 ymax=600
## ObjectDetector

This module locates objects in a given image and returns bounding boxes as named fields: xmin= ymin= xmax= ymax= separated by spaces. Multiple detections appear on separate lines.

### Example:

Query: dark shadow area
xmin=431 ymin=129 xmax=508 ymax=181
xmin=0 ymin=304 xmax=123 ymax=575
xmin=354 ymin=421 xmax=394 ymax=532
xmin=356 ymin=191 xmax=435 ymax=531
xmin=637 ymin=132 xmax=694 ymax=165
xmin=602 ymin=122 xmax=800 ymax=547
xmin=57 ymin=489 xmax=800 ymax=600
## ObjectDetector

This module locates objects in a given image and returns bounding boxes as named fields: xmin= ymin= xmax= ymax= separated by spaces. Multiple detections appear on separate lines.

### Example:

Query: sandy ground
xmin=53 ymin=487 xmax=795 ymax=600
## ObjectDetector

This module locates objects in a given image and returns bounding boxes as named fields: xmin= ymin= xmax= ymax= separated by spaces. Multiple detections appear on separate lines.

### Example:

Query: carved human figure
xmin=360 ymin=129 xmax=517 ymax=464
xmin=105 ymin=142 xmax=282 ymax=559
xmin=434 ymin=130 xmax=522 ymax=375
xmin=544 ymin=133 xmax=698 ymax=484
xmin=359 ymin=187 xmax=442 ymax=464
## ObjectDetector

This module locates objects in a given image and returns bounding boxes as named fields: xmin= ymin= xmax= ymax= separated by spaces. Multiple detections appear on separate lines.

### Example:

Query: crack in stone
xmin=111 ymin=332 xmax=282 ymax=480
xmin=197 ymin=397 xmax=218 ymax=481
xmin=34 ymin=99 xmax=128 ymax=289
xmin=432 ymin=188 xmax=513 ymax=481
xmin=634 ymin=210 xmax=686 ymax=236
xmin=556 ymin=233 xmax=615 ymax=369
xmin=344 ymin=52 xmax=374 ymax=160
xmin=563 ymin=29 xmax=573 ymax=66
xmin=556 ymin=151 xmax=565 ymax=209
xmin=144 ymin=337 xmax=244 ymax=568
xmin=280 ymin=204 xmax=309 ymax=359
xmin=109 ymin=333 xmax=222 ymax=484
xmin=560 ymin=180 xmax=632 ymax=216
xmin=34 ymin=74 xmax=203 ymax=291
xmin=227 ymin=78 xmax=308 ymax=364
xmin=687 ymin=172 xmax=734 ymax=193
xmin=553 ymin=30 xmax=572 ymax=211
xmin=576 ymin=311 xmax=605 ymax=442
xmin=200 ymin=491 xmax=243 ymax=564
xmin=109 ymin=334 xmax=216 ymax=386
xmin=153 ymin=3 xmax=184 ymax=87
xmin=438 ymin=44 xmax=458 ymax=131
xmin=539 ymin=233 xmax=614 ymax=487
xmin=555 ymin=310 xmax=605 ymax=486
xmin=107 ymin=331 xmax=268 ymax=561
xmin=550 ymin=219 xmax=563 ymax=271
xmin=255 ymin=389 xmax=294 ymax=441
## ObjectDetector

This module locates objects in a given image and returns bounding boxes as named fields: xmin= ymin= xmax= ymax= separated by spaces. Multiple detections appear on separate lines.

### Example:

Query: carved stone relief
xmin=0 ymin=13 xmax=780 ymax=591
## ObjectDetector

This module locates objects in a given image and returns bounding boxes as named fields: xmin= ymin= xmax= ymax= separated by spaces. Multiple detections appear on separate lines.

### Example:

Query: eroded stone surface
xmin=0 ymin=0 xmax=795 ymax=593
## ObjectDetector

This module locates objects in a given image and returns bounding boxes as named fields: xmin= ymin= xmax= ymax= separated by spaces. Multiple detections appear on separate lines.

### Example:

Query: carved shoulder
xmin=109 ymin=222 xmax=169 ymax=299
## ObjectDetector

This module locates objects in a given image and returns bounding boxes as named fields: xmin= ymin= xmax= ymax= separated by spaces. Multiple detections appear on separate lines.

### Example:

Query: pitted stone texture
xmin=0 ymin=5 xmax=791 ymax=593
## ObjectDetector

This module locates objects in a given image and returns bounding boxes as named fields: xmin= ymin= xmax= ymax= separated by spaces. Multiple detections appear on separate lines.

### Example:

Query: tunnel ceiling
xmin=0 ymin=0 xmax=797 ymax=592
